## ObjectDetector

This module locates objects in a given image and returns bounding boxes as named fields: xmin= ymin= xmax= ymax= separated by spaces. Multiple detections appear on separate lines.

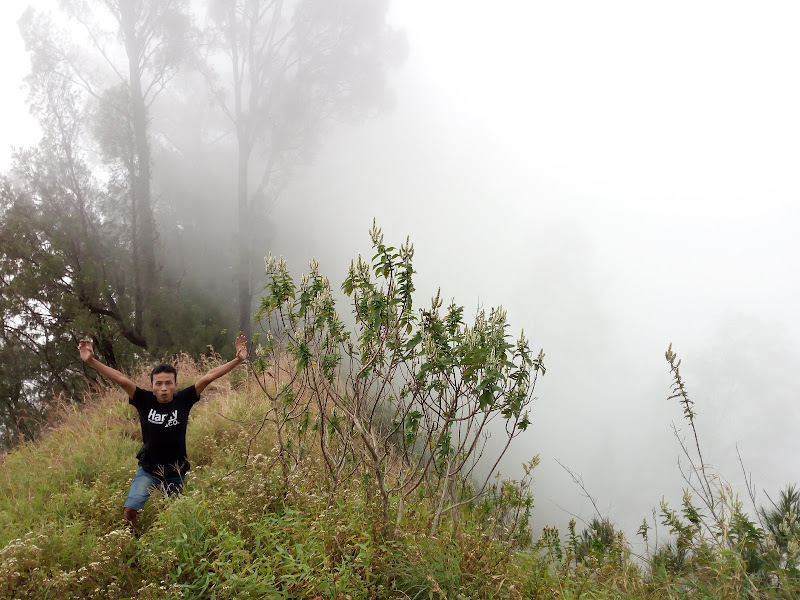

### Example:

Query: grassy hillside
xmin=1 ymin=355 xmax=799 ymax=599
xmin=0 ymin=357 xmax=535 ymax=599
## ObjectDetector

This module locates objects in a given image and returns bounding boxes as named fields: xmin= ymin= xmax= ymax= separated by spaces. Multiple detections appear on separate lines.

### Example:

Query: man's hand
xmin=77 ymin=338 xmax=136 ymax=398
xmin=235 ymin=334 xmax=248 ymax=361
xmin=195 ymin=334 xmax=249 ymax=396
xmin=78 ymin=339 xmax=94 ymax=363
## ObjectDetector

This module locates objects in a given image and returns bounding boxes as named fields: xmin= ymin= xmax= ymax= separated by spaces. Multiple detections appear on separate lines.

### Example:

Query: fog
xmin=273 ymin=0 xmax=800 ymax=539
xmin=3 ymin=0 xmax=800 ymax=541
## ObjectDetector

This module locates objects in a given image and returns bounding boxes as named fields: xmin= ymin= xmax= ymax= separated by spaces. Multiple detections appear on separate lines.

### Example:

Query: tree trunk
xmin=430 ymin=460 xmax=453 ymax=537
xmin=120 ymin=1 xmax=156 ymax=340
xmin=237 ymin=132 xmax=252 ymax=339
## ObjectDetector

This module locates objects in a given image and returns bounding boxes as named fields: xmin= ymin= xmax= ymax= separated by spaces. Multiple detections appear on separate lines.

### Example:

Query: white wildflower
xmin=369 ymin=219 xmax=383 ymax=246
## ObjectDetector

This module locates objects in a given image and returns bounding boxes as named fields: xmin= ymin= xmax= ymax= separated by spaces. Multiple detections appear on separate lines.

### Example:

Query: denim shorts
xmin=124 ymin=466 xmax=185 ymax=511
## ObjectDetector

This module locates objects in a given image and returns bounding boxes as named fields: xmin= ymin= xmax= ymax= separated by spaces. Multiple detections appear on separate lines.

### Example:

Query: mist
xmin=2 ymin=0 xmax=800 ymax=542
xmin=270 ymin=0 xmax=800 ymax=539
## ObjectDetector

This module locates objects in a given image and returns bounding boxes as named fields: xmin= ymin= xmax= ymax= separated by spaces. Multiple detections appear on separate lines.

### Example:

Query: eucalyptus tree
xmin=0 ymin=31 xmax=137 ymax=447
xmin=0 ymin=3 xmax=227 ymax=448
xmin=199 ymin=0 xmax=407 ymax=338
xmin=19 ymin=0 xmax=193 ymax=348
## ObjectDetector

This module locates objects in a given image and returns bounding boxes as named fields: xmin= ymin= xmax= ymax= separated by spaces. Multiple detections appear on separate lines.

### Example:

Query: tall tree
xmin=0 ymin=4 xmax=228 ymax=448
xmin=21 ymin=1 xmax=193 ymax=348
xmin=7 ymin=26 xmax=138 ymax=361
xmin=200 ymin=0 xmax=406 ymax=337
xmin=0 ymin=63 xmax=133 ymax=446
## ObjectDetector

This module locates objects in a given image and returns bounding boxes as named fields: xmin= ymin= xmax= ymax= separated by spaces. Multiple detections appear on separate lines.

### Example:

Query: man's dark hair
xmin=150 ymin=363 xmax=177 ymax=383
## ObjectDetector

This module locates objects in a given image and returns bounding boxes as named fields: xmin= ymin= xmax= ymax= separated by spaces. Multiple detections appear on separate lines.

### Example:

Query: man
xmin=78 ymin=335 xmax=247 ymax=528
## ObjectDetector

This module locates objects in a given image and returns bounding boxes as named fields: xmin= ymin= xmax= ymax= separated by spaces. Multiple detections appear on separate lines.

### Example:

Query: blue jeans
xmin=124 ymin=466 xmax=185 ymax=511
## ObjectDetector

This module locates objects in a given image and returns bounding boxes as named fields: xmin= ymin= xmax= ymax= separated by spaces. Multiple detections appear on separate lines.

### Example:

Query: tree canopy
xmin=0 ymin=0 xmax=405 ymax=448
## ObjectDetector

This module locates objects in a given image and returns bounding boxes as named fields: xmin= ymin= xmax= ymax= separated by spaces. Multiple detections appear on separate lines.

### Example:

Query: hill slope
xmin=0 ymin=358 xmax=544 ymax=599
xmin=2 ymin=356 xmax=799 ymax=599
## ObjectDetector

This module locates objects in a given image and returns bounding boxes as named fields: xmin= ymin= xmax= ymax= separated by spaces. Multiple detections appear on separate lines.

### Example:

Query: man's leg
xmin=123 ymin=467 xmax=160 ymax=530
xmin=163 ymin=473 xmax=186 ymax=497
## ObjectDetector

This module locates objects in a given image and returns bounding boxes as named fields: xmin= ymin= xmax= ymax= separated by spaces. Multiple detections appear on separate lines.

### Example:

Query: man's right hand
xmin=78 ymin=339 xmax=94 ymax=363
xmin=77 ymin=337 xmax=136 ymax=398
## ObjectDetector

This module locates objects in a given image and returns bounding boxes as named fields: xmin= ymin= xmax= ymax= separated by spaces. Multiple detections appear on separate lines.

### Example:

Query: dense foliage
xmin=0 ymin=0 xmax=405 ymax=448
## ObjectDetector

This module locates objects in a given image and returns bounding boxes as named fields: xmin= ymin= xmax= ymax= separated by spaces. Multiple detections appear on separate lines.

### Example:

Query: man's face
xmin=151 ymin=373 xmax=177 ymax=403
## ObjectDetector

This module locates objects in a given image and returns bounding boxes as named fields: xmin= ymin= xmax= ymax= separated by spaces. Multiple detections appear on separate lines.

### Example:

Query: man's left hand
xmin=235 ymin=334 xmax=248 ymax=361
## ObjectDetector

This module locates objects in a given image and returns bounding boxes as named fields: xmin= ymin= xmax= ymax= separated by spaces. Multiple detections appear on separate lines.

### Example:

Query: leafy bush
xmin=252 ymin=222 xmax=545 ymax=537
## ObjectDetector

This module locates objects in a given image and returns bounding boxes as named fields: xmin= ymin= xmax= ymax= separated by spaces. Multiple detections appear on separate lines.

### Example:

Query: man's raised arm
xmin=78 ymin=339 xmax=136 ymax=398
xmin=194 ymin=335 xmax=248 ymax=396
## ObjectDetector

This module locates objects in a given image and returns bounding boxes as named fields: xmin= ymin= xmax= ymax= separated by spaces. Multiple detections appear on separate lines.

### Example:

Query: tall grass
xmin=1 ymin=353 xmax=799 ymax=599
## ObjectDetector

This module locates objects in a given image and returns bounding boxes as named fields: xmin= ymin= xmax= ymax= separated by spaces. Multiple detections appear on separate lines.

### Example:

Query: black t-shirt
xmin=129 ymin=385 xmax=200 ymax=478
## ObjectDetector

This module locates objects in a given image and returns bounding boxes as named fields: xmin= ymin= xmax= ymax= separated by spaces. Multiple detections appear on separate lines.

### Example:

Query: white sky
xmin=2 ymin=0 xmax=800 ymax=539
xmin=0 ymin=2 xmax=44 ymax=167
xmin=277 ymin=0 xmax=800 ymax=537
